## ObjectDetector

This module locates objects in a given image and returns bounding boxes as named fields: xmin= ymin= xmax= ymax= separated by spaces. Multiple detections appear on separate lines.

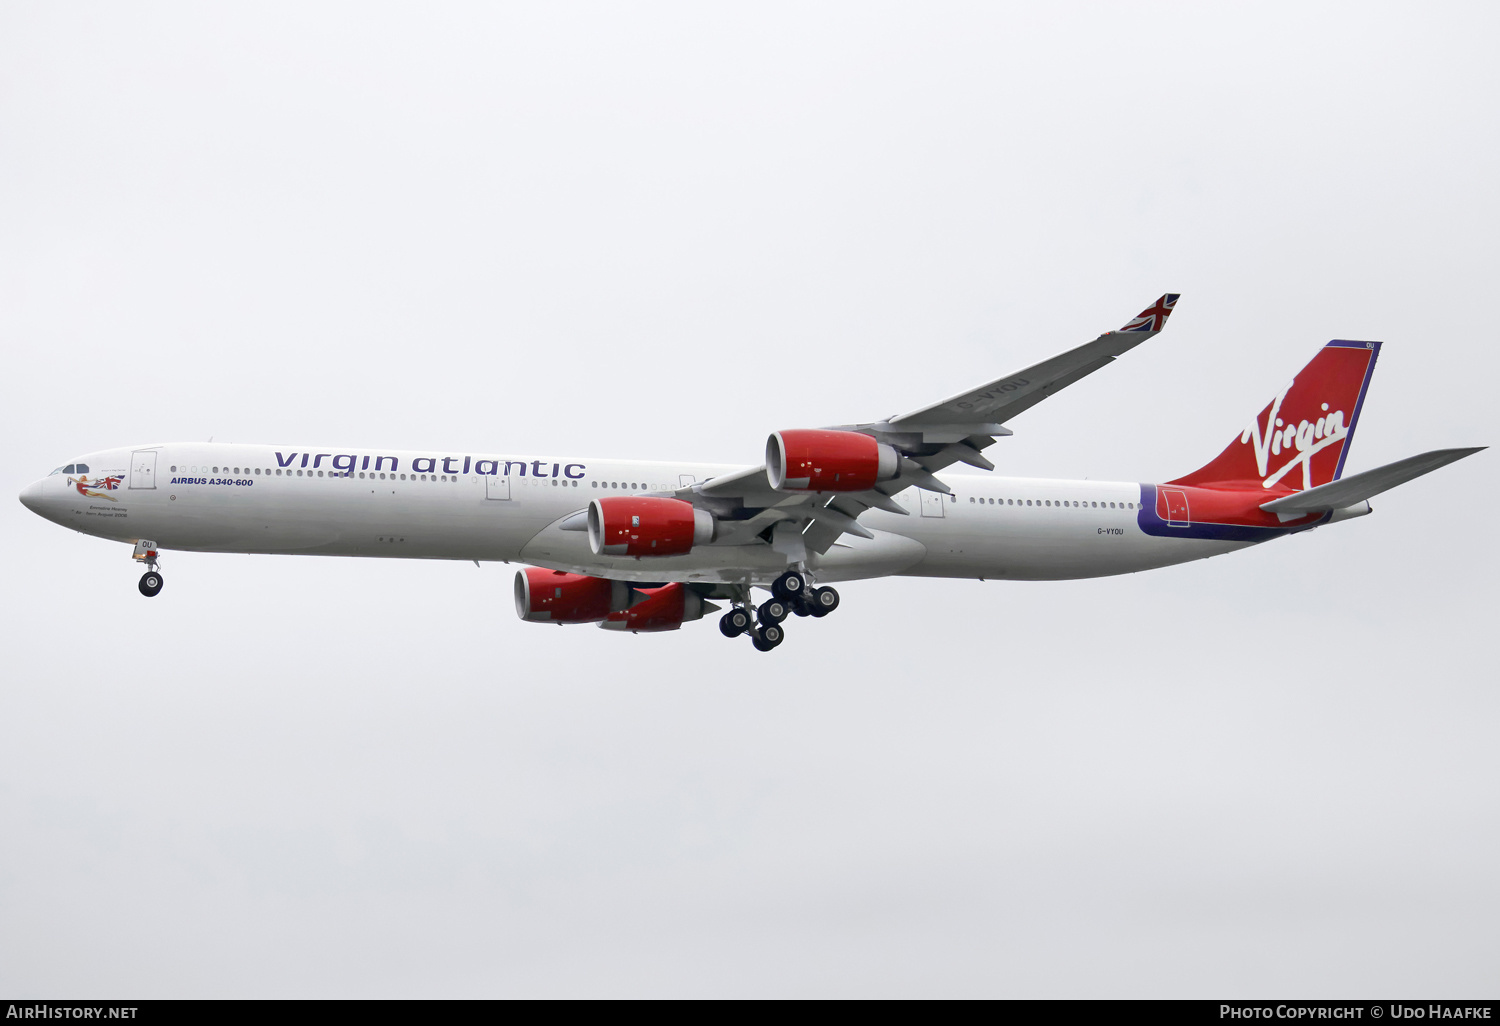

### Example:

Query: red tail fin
xmin=1171 ymin=340 xmax=1381 ymax=492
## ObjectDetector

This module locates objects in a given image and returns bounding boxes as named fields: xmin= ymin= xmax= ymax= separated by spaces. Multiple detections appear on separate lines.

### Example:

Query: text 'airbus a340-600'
xmin=20 ymin=295 xmax=1483 ymax=652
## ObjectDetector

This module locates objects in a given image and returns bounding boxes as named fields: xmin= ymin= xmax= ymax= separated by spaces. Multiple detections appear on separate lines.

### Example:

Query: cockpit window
xmin=49 ymin=463 xmax=88 ymax=476
xmin=74 ymin=463 xmax=88 ymax=474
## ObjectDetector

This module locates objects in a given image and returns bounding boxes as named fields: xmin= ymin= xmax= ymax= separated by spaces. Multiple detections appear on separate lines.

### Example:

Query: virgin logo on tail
xmin=1240 ymin=380 xmax=1348 ymax=490
xmin=1168 ymin=341 xmax=1376 ymax=493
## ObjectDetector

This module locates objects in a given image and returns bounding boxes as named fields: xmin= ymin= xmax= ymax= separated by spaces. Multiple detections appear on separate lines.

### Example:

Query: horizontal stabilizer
xmin=1259 ymin=447 xmax=1485 ymax=513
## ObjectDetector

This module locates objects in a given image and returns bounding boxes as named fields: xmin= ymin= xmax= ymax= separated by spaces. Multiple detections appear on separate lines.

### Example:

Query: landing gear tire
xmin=808 ymin=586 xmax=839 ymax=617
xmin=751 ymin=624 xmax=784 ymax=651
xmin=720 ymin=608 xmax=752 ymax=637
xmin=791 ymin=599 xmax=811 ymax=617
xmin=138 ymin=571 xmax=164 ymax=598
xmin=771 ymin=571 xmax=805 ymax=602
xmin=757 ymin=599 xmax=789 ymax=626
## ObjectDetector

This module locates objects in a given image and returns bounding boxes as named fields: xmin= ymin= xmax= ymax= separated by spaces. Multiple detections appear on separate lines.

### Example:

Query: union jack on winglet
xmin=1119 ymin=293 xmax=1180 ymax=333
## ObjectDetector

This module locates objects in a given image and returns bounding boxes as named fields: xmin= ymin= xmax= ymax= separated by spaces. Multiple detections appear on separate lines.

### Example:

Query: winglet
xmin=1119 ymin=293 xmax=1181 ymax=333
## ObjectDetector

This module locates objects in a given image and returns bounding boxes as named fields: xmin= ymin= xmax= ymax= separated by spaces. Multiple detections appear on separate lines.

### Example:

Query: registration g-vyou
xmin=19 ymin=295 xmax=1484 ymax=652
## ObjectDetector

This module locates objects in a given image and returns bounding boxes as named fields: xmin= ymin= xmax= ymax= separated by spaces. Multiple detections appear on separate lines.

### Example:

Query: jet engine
xmin=514 ymin=568 xmax=633 ymax=623
xmin=599 ymin=583 xmax=717 ymax=633
xmin=588 ymin=496 xmax=715 ymax=557
xmin=766 ymin=429 xmax=899 ymax=492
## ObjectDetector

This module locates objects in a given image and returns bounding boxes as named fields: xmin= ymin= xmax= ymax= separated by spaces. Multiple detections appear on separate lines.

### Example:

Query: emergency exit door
xmin=919 ymin=488 xmax=946 ymax=518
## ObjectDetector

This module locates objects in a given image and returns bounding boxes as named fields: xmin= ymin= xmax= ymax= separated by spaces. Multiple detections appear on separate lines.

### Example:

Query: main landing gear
xmin=718 ymin=570 xmax=840 ymax=653
xmin=133 ymin=539 xmax=164 ymax=598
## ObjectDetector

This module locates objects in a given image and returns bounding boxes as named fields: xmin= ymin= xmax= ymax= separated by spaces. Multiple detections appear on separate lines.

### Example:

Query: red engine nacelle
xmin=766 ymin=429 xmax=899 ymax=492
xmin=514 ymin=568 xmax=631 ymax=624
xmin=599 ymin=583 xmax=714 ymax=633
xmin=588 ymin=496 xmax=714 ymax=557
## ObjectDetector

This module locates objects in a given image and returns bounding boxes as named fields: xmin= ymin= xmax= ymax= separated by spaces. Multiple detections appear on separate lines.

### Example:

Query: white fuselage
xmin=20 ymin=442 xmax=1254 ymax=586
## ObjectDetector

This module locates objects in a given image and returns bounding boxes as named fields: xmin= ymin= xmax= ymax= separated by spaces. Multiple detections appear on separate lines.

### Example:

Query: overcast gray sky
xmin=2 ymin=1 xmax=1496 ymax=998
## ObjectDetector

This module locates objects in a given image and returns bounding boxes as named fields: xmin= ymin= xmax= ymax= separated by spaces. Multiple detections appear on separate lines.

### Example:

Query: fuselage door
xmin=129 ymin=450 xmax=158 ymax=490
xmin=919 ymin=488 xmax=946 ymax=518
xmin=1161 ymin=487 xmax=1190 ymax=526
xmin=679 ymin=474 xmax=696 ymax=488
xmin=485 ymin=475 xmax=511 ymax=501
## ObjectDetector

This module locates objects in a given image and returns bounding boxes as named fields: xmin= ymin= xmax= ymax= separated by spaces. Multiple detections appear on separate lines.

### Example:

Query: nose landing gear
xmin=133 ymin=540 xmax=163 ymax=598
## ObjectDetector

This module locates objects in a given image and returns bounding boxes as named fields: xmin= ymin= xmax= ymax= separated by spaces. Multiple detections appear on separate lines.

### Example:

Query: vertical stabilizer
xmin=1170 ymin=340 xmax=1381 ymax=491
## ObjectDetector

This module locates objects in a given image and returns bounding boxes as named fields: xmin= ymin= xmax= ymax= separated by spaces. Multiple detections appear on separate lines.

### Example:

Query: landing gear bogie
xmin=757 ymin=599 xmax=790 ymax=626
xmin=771 ymin=571 xmax=805 ymax=602
xmin=719 ymin=608 xmax=752 ymax=637
xmin=720 ymin=576 xmax=841 ymax=651
xmin=808 ymin=586 xmax=839 ymax=617
xmin=751 ymin=624 xmax=784 ymax=652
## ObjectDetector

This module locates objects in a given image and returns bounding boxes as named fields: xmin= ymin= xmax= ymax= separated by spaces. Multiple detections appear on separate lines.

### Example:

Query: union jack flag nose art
xmin=1118 ymin=293 xmax=1180 ymax=333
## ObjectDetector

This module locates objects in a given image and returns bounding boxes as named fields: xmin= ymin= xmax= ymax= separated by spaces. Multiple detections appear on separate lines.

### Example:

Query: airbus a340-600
xmin=19 ymin=295 xmax=1483 ymax=652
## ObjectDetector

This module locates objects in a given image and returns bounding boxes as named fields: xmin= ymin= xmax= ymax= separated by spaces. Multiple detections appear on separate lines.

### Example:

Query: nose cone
xmin=19 ymin=479 xmax=45 ymax=513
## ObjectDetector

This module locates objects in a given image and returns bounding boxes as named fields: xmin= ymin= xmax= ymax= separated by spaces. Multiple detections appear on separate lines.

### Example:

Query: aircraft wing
xmin=683 ymin=294 xmax=1181 ymax=558
xmin=884 ymin=293 xmax=1181 ymax=434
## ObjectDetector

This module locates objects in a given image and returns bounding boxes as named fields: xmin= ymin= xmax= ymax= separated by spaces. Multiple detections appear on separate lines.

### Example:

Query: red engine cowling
xmin=599 ymin=583 xmax=713 ymax=633
xmin=514 ymin=568 xmax=631 ymax=623
xmin=588 ymin=496 xmax=714 ymax=557
xmin=766 ymin=429 xmax=899 ymax=492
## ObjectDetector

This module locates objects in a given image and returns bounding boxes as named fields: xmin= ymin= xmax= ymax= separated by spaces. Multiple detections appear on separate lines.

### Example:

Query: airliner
xmin=18 ymin=295 xmax=1482 ymax=651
